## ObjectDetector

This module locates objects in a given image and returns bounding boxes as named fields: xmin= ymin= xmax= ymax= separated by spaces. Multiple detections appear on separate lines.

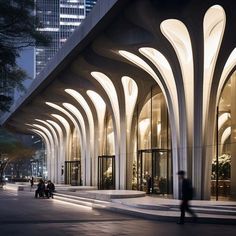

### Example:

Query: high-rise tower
xmin=85 ymin=0 xmax=97 ymax=15
xmin=35 ymin=0 xmax=97 ymax=77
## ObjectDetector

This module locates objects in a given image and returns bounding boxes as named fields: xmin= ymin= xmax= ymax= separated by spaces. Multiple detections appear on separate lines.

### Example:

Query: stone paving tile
xmin=1 ymin=189 xmax=236 ymax=236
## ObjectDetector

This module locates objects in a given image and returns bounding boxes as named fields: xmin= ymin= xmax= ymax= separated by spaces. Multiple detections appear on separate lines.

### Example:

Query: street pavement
xmin=0 ymin=189 xmax=236 ymax=236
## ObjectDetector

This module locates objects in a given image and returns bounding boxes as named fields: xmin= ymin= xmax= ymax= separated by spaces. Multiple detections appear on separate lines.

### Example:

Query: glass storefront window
xmin=136 ymin=86 xmax=172 ymax=195
xmin=71 ymin=129 xmax=81 ymax=161
xmin=103 ymin=114 xmax=115 ymax=155
xmin=138 ymin=87 xmax=170 ymax=150
xmin=152 ymin=88 xmax=169 ymax=149
xmin=107 ymin=117 xmax=114 ymax=155
xmin=65 ymin=129 xmax=81 ymax=186
xmin=98 ymin=155 xmax=115 ymax=190
xmin=98 ymin=113 xmax=115 ymax=190
xmin=138 ymin=96 xmax=151 ymax=150
xmin=213 ymin=72 xmax=236 ymax=199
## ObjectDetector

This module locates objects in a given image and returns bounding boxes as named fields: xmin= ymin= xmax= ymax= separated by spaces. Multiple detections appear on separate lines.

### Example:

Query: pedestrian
xmin=177 ymin=170 xmax=197 ymax=224
xmin=30 ymin=177 xmax=34 ymax=191
xmin=146 ymin=174 xmax=152 ymax=194
xmin=35 ymin=179 xmax=45 ymax=198
xmin=45 ymin=180 xmax=55 ymax=198
xmin=159 ymin=177 xmax=166 ymax=195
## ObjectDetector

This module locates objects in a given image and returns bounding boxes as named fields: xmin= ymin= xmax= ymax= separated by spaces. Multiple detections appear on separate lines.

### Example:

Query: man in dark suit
xmin=177 ymin=170 xmax=197 ymax=224
xmin=35 ymin=179 xmax=45 ymax=198
xmin=45 ymin=180 xmax=55 ymax=198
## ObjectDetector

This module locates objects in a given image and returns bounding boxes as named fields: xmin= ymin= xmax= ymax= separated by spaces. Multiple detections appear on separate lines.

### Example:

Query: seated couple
xmin=35 ymin=179 xmax=55 ymax=198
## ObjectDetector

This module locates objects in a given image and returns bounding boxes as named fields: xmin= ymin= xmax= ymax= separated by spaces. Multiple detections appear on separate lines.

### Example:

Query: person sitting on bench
xmin=35 ymin=179 xmax=45 ymax=198
xmin=45 ymin=180 xmax=55 ymax=198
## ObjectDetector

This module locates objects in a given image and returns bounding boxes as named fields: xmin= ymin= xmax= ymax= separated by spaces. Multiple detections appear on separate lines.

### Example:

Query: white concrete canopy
xmin=2 ymin=0 xmax=236 ymax=199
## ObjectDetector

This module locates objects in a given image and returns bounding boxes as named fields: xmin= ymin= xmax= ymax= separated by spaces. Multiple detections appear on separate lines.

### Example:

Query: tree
xmin=0 ymin=0 xmax=50 ymax=112
xmin=0 ymin=128 xmax=35 ymax=184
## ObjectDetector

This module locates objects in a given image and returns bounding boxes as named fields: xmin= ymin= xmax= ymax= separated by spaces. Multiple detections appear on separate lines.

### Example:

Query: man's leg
xmin=35 ymin=190 xmax=38 ymax=198
xmin=186 ymin=202 xmax=198 ymax=221
xmin=178 ymin=200 xmax=186 ymax=224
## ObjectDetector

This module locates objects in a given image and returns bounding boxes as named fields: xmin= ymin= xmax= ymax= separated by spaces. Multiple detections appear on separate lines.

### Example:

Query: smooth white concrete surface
xmin=83 ymin=190 xmax=146 ymax=200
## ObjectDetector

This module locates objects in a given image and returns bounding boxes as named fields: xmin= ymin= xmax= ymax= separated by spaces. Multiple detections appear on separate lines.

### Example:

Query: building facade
xmin=2 ymin=0 xmax=236 ymax=200
xmin=35 ymin=0 xmax=97 ymax=76
xmin=85 ymin=0 xmax=97 ymax=15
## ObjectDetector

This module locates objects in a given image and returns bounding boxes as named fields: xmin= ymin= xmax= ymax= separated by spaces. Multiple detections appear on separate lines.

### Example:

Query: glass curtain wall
xmin=212 ymin=72 xmax=236 ymax=200
xmin=98 ymin=113 xmax=115 ymax=189
xmin=136 ymin=86 xmax=172 ymax=195
xmin=103 ymin=114 xmax=115 ymax=156
xmin=65 ymin=129 xmax=81 ymax=185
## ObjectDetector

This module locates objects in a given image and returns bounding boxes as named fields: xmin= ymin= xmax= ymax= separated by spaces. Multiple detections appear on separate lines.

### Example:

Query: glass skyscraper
xmin=35 ymin=0 xmax=97 ymax=76
xmin=85 ymin=0 xmax=97 ymax=15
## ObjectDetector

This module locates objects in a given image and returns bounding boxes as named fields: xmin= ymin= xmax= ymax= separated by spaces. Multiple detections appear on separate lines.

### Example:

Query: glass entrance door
xmin=137 ymin=150 xmax=152 ymax=193
xmin=137 ymin=149 xmax=172 ymax=195
xmin=98 ymin=155 xmax=115 ymax=190
xmin=65 ymin=161 xmax=81 ymax=186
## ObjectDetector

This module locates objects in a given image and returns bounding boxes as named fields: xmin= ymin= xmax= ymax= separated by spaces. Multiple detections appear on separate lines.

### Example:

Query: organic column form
xmin=46 ymin=102 xmax=88 ymax=184
xmin=119 ymin=50 xmax=180 ymax=197
xmin=160 ymin=19 xmax=194 ymax=189
xmin=62 ymin=103 xmax=87 ymax=184
xmin=50 ymin=114 xmax=71 ymax=183
xmin=138 ymin=48 xmax=179 ymax=134
xmin=29 ymin=128 xmax=51 ymax=180
xmin=202 ymin=6 xmax=226 ymax=199
xmin=47 ymin=120 xmax=65 ymax=184
xmin=64 ymin=89 xmax=95 ymax=186
xmin=32 ymin=124 xmax=55 ymax=182
xmin=203 ymin=5 xmax=226 ymax=129
xmin=87 ymin=90 xmax=106 ymax=186
xmin=138 ymin=47 xmax=181 ymax=194
xmin=91 ymin=72 xmax=122 ymax=189
xmin=35 ymin=119 xmax=60 ymax=183
xmin=121 ymin=76 xmax=138 ymax=189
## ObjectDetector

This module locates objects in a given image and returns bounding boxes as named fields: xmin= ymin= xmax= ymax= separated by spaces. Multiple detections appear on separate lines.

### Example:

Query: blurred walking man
xmin=177 ymin=170 xmax=198 ymax=224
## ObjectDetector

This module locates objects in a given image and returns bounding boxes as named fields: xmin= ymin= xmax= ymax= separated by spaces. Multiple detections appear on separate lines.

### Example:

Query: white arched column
xmin=50 ymin=114 xmax=71 ymax=183
xmin=62 ymin=103 xmax=87 ymax=185
xmin=121 ymin=76 xmax=138 ymax=189
xmin=119 ymin=50 xmax=180 ymax=197
xmin=91 ymin=72 xmax=122 ymax=189
xmin=29 ymin=128 xmax=51 ymax=180
xmin=35 ymin=119 xmax=60 ymax=183
xmin=87 ymin=90 xmax=106 ymax=186
xmin=201 ymin=5 xmax=226 ymax=199
xmin=31 ymin=124 xmax=56 ymax=182
xmin=47 ymin=119 xmax=65 ymax=184
xmin=64 ymin=89 xmax=95 ymax=186
xmin=160 ymin=19 xmax=194 ymax=195
xmin=158 ymin=5 xmax=226 ymax=199
xmin=46 ymin=102 xmax=87 ymax=182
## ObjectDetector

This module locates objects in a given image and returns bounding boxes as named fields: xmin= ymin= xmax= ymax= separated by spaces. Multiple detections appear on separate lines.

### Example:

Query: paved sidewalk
xmin=1 ymin=189 xmax=236 ymax=236
xmin=5 ymin=184 xmax=236 ymax=224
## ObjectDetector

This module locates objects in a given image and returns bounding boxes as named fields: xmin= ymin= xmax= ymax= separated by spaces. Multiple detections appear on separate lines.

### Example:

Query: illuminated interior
xmin=212 ymin=72 xmax=236 ymax=198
